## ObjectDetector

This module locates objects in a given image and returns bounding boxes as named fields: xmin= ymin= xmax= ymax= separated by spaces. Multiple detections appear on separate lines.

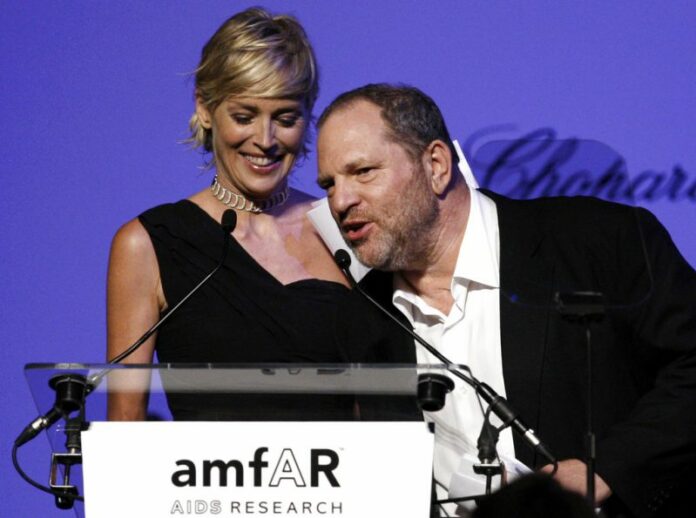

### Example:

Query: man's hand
xmin=541 ymin=459 xmax=612 ymax=504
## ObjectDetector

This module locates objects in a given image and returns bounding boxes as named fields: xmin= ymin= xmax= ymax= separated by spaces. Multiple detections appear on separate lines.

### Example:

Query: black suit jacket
xmin=486 ymin=191 xmax=696 ymax=517
xmin=361 ymin=191 xmax=696 ymax=517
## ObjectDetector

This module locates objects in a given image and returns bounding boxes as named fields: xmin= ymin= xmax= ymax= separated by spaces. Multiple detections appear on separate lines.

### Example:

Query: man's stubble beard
xmin=349 ymin=166 xmax=440 ymax=272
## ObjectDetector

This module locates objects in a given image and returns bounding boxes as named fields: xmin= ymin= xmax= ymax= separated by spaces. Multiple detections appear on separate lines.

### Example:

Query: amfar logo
xmin=171 ymin=447 xmax=340 ymax=488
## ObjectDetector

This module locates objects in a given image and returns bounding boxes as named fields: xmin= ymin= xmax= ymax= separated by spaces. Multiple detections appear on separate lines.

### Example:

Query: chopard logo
xmin=464 ymin=126 xmax=696 ymax=204
xmin=171 ymin=447 xmax=340 ymax=488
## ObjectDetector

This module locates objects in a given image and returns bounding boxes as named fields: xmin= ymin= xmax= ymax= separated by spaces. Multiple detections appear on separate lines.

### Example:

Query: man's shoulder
xmin=480 ymin=189 xmax=635 ymax=214
xmin=480 ymin=189 xmax=643 ymax=230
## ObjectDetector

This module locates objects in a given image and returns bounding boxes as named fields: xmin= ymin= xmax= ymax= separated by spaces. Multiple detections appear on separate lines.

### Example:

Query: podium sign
xmin=82 ymin=421 xmax=433 ymax=517
xmin=24 ymin=363 xmax=443 ymax=517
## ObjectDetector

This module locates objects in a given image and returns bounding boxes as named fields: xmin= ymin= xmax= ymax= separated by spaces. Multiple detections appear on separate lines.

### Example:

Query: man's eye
xmin=317 ymin=178 xmax=334 ymax=191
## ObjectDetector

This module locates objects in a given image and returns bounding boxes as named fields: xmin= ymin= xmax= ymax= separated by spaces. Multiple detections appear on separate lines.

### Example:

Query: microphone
xmin=334 ymin=249 xmax=352 ymax=274
xmin=333 ymin=249 xmax=556 ymax=465
xmin=221 ymin=209 xmax=237 ymax=233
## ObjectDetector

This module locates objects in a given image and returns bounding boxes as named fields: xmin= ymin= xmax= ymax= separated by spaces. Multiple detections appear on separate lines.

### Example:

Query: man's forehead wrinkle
xmin=319 ymin=103 xmax=393 ymax=177
xmin=326 ymin=137 xmax=370 ymax=174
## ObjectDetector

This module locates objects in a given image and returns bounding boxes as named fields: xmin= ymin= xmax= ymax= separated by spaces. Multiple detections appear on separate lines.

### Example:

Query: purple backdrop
xmin=2 ymin=2 xmax=695 ymax=515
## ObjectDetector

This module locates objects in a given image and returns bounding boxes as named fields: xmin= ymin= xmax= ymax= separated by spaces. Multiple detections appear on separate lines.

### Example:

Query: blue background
xmin=2 ymin=2 xmax=695 ymax=515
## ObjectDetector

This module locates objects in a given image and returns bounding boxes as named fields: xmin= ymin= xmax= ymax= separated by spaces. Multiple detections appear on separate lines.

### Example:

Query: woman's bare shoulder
xmin=110 ymin=218 xmax=154 ymax=260
xmin=108 ymin=217 xmax=162 ymax=306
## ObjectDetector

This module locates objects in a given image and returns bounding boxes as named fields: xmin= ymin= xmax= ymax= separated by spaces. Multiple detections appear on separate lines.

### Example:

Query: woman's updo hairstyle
xmin=188 ymin=7 xmax=319 ymax=154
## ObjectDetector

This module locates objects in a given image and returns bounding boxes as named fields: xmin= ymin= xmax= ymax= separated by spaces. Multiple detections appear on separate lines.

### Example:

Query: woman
xmin=106 ymin=8 xmax=369 ymax=420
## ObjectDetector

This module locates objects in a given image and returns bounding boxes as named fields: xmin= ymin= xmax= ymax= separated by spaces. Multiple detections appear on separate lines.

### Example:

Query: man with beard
xmin=316 ymin=84 xmax=696 ymax=518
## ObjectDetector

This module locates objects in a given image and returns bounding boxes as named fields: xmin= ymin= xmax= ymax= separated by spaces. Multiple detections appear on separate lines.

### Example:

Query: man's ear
xmin=195 ymin=93 xmax=213 ymax=129
xmin=424 ymin=140 xmax=454 ymax=196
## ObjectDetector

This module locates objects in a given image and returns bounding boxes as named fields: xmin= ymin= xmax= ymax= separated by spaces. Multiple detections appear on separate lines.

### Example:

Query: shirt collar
xmin=452 ymin=188 xmax=499 ymax=289
xmin=392 ymin=189 xmax=499 ymax=319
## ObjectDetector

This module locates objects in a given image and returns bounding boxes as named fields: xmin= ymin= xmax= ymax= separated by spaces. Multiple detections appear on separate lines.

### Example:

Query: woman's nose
xmin=254 ymin=118 xmax=276 ymax=150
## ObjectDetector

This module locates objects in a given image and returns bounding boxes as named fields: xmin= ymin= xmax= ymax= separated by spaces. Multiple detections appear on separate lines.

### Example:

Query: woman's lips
xmin=242 ymin=154 xmax=282 ymax=174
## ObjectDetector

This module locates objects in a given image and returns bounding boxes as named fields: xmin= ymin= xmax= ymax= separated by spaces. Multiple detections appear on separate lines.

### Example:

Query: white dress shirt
xmin=392 ymin=189 xmax=515 ymax=504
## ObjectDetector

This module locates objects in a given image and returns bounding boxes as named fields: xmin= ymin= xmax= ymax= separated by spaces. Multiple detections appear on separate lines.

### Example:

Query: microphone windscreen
xmin=334 ymin=249 xmax=352 ymax=270
xmin=221 ymin=209 xmax=237 ymax=233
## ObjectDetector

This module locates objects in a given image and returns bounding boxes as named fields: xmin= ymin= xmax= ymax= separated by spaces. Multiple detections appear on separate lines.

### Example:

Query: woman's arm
xmin=106 ymin=218 xmax=164 ymax=420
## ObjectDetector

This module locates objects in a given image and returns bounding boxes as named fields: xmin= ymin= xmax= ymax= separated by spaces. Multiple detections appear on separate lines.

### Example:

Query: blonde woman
xmin=106 ymin=9 xmax=397 ymax=420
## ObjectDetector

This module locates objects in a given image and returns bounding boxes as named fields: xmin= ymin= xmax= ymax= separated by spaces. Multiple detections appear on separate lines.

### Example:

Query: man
xmin=316 ymin=84 xmax=696 ymax=517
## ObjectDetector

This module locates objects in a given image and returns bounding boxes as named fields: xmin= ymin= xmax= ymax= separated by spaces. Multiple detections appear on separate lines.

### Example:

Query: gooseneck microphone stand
xmin=334 ymin=250 xmax=557 ymax=515
xmin=13 ymin=210 xmax=238 ymax=509
xmin=334 ymin=250 xmax=557 ymax=465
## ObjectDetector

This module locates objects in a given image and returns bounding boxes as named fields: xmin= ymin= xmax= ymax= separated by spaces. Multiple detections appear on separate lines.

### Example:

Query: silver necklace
xmin=210 ymin=175 xmax=289 ymax=213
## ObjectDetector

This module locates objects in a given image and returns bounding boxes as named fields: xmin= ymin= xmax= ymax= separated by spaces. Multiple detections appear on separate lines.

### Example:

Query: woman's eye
xmin=232 ymin=114 xmax=252 ymax=125
xmin=277 ymin=115 xmax=301 ymax=128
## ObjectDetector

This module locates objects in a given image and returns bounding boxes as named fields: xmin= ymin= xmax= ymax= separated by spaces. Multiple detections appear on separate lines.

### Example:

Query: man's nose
xmin=329 ymin=178 xmax=361 ymax=220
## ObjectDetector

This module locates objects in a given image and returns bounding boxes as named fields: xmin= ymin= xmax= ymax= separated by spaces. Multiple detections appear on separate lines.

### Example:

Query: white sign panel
xmin=82 ymin=421 xmax=433 ymax=517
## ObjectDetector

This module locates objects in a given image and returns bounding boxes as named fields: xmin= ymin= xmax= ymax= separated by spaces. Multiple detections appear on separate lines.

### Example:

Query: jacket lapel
xmin=485 ymin=190 xmax=556 ymax=466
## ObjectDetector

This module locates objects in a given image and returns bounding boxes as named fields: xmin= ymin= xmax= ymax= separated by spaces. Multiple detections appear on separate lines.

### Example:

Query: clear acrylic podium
xmin=24 ymin=363 xmax=445 ymax=517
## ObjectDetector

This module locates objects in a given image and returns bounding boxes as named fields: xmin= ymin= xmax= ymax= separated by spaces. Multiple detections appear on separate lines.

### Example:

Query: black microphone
xmin=334 ymin=249 xmax=352 ymax=276
xmin=333 ymin=249 xmax=556 ymax=465
xmin=221 ymin=209 xmax=237 ymax=233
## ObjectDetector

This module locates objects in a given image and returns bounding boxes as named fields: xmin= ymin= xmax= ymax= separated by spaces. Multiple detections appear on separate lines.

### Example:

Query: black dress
xmin=138 ymin=200 xmax=414 ymax=420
